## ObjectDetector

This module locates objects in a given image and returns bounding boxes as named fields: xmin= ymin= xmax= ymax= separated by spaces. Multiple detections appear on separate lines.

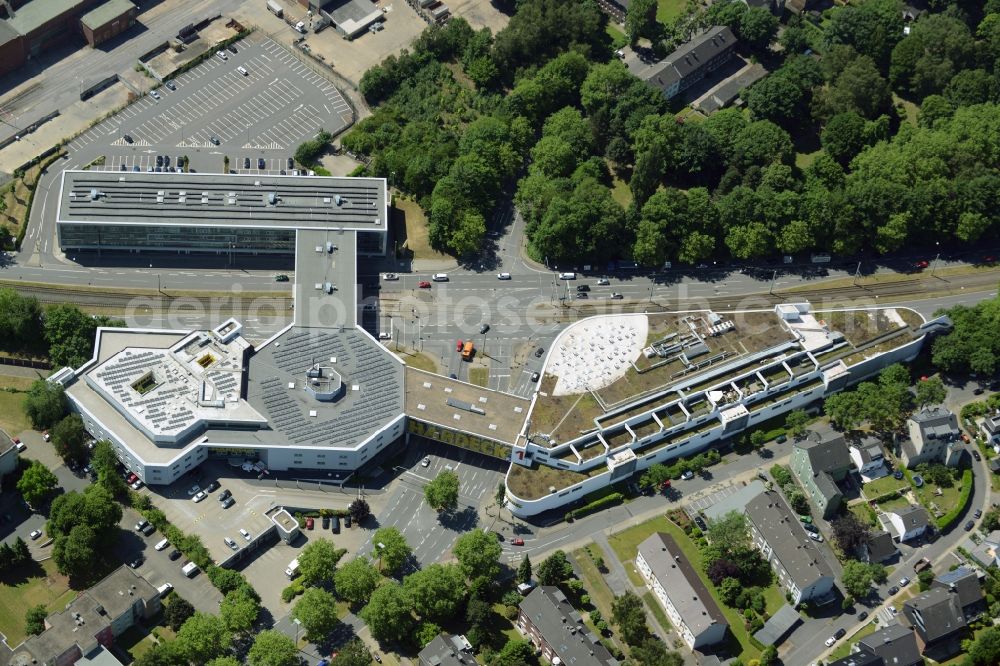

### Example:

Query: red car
xmin=418 ymin=281 xmax=431 ymax=288
xmin=306 ymin=517 xmax=314 ymax=530
xmin=127 ymin=473 xmax=138 ymax=484
xmin=914 ymin=260 xmax=929 ymax=270
xmin=511 ymin=537 xmax=524 ymax=546
xmin=456 ymin=339 xmax=464 ymax=352
xmin=983 ymin=256 xmax=997 ymax=265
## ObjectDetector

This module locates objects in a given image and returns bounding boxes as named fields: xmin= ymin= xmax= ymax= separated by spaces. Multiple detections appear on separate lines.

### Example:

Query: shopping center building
xmin=50 ymin=171 xmax=950 ymax=515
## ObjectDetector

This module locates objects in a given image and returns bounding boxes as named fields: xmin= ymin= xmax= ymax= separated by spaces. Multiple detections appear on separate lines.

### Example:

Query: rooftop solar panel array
xmin=249 ymin=328 xmax=403 ymax=447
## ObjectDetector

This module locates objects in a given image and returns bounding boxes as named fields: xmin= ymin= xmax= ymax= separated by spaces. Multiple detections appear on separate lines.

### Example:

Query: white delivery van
xmin=156 ymin=582 xmax=173 ymax=597
xmin=181 ymin=562 xmax=199 ymax=577
xmin=285 ymin=558 xmax=300 ymax=578
xmin=432 ymin=273 xmax=449 ymax=282
xmin=154 ymin=538 xmax=169 ymax=551
xmin=558 ymin=272 xmax=577 ymax=280
xmin=266 ymin=0 xmax=283 ymax=17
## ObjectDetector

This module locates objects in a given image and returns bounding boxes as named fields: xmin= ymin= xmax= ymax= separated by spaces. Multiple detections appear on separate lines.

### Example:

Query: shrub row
xmin=565 ymin=492 xmax=624 ymax=522
xmin=936 ymin=469 xmax=974 ymax=531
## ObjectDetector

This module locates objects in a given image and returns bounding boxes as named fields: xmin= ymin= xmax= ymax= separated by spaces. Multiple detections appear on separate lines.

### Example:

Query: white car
xmin=421 ymin=456 xmax=430 ymax=467
xmin=193 ymin=491 xmax=207 ymax=503
xmin=680 ymin=471 xmax=694 ymax=480
xmin=898 ymin=577 xmax=910 ymax=587
xmin=216 ymin=50 xmax=228 ymax=61
xmin=382 ymin=273 xmax=399 ymax=281
xmin=131 ymin=480 xmax=144 ymax=490
xmin=497 ymin=272 xmax=511 ymax=280
xmin=824 ymin=637 xmax=836 ymax=647
xmin=187 ymin=485 xmax=200 ymax=496
xmin=809 ymin=532 xmax=823 ymax=542
xmin=150 ymin=90 xmax=161 ymax=100
xmin=596 ymin=278 xmax=610 ymax=285
xmin=240 ymin=528 xmax=252 ymax=541
xmin=29 ymin=529 xmax=42 ymax=540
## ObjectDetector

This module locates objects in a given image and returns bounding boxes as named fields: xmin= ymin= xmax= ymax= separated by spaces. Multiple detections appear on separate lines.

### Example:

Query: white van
xmin=295 ymin=21 xmax=306 ymax=33
xmin=154 ymin=538 xmax=169 ymax=551
xmin=432 ymin=273 xmax=449 ymax=282
xmin=558 ymin=272 xmax=577 ymax=280
xmin=181 ymin=562 xmax=199 ymax=577
xmin=156 ymin=582 xmax=173 ymax=597
xmin=237 ymin=66 xmax=249 ymax=76
xmin=285 ymin=558 xmax=300 ymax=578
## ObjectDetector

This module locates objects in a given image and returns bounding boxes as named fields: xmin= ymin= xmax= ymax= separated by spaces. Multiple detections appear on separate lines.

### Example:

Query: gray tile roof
xmin=910 ymin=405 xmax=959 ymax=442
xmin=858 ymin=622 xmax=921 ymax=666
xmin=519 ymin=587 xmax=618 ymax=666
xmin=418 ymin=633 xmax=474 ymax=666
xmin=638 ymin=533 xmax=727 ymax=638
xmin=865 ymin=530 xmax=897 ymax=563
xmin=797 ymin=434 xmax=851 ymax=473
xmin=745 ymin=490 xmax=834 ymax=590
xmin=827 ymin=648 xmax=883 ymax=666
xmin=639 ymin=26 xmax=736 ymax=93
xmin=903 ymin=587 xmax=966 ymax=644
xmin=892 ymin=505 xmax=929 ymax=532
xmin=752 ymin=604 xmax=801 ymax=646
xmin=932 ymin=567 xmax=984 ymax=613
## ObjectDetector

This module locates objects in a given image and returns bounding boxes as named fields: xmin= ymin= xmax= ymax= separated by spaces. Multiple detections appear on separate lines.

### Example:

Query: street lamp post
xmin=768 ymin=270 xmax=777 ymax=295
xmin=930 ymin=242 xmax=941 ymax=277
xmin=375 ymin=541 xmax=385 ymax=572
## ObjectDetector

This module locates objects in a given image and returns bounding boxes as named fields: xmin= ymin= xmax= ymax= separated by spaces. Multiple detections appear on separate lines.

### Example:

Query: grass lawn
xmin=610 ymin=174 xmax=633 ymax=208
xmin=392 ymin=197 xmax=450 ymax=262
xmin=572 ymin=545 xmax=617 ymax=623
xmin=469 ymin=367 xmax=488 ymax=387
xmin=849 ymin=502 xmax=880 ymax=527
xmin=606 ymin=22 xmax=626 ymax=47
xmin=0 ymin=375 xmax=38 ymax=438
xmin=656 ymin=0 xmax=687 ymax=23
xmin=877 ymin=495 xmax=912 ymax=513
xmin=118 ymin=626 xmax=158 ymax=659
xmin=607 ymin=515 xmax=762 ymax=661
xmin=400 ymin=351 xmax=437 ymax=374
xmin=863 ymin=475 xmax=908 ymax=500
xmin=827 ymin=620 xmax=879 ymax=660
xmin=795 ymin=149 xmax=822 ymax=169
xmin=914 ymin=482 xmax=962 ymax=521
xmin=0 ymin=560 xmax=77 ymax=646
xmin=642 ymin=591 xmax=672 ymax=632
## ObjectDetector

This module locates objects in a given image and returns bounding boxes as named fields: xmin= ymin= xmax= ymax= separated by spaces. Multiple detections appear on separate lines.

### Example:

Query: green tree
xmin=165 ymin=597 xmax=195 ymax=631
xmin=611 ymin=591 xmax=649 ymax=645
xmin=917 ymin=569 xmax=935 ymax=591
xmin=25 ymin=605 xmax=47 ymax=636
xmin=490 ymin=638 xmax=535 ymax=666
xmin=785 ymin=409 xmax=810 ymax=438
xmin=44 ymin=304 xmax=122 ymax=369
xmin=786 ymin=489 xmax=810 ymax=515
xmin=537 ymin=550 xmax=574 ymax=586
xmin=841 ymin=560 xmax=875 ymax=598
xmin=624 ymin=0 xmax=657 ymax=44
xmin=90 ymin=440 xmax=128 ymax=497
xmin=219 ymin=586 xmax=260 ymax=634
xmin=831 ymin=513 xmax=871 ymax=555
xmin=424 ymin=470 xmax=460 ymax=512
xmin=247 ymin=630 xmax=298 ymax=666
xmin=640 ymin=463 xmax=672 ymax=489
xmin=334 ymin=557 xmax=379 ymax=606
xmin=825 ymin=0 xmax=903 ymax=69
xmin=738 ymin=7 xmax=778 ymax=50
xmin=51 ymin=414 xmax=87 ymax=463
xmin=915 ymin=376 xmax=946 ymax=408
xmin=517 ymin=554 xmax=532 ymax=584
xmin=206 ymin=568 xmax=248 ymax=595
xmin=23 ymin=380 xmax=67 ymax=430
xmin=821 ymin=112 xmax=867 ymax=164
xmin=48 ymin=484 xmax=121 ymax=540
xmin=17 ymin=460 xmax=58 ymax=507
xmin=416 ymin=621 xmax=442 ymax=647
xmin=403 ymin=563 xmax=468 ymax=621
xmin=718 ymin=577 xmax=742 ymax=606
xmin=291 ymin=587 xmax=340 ymax=640
xmin=372 ymin=526 xmax=412 ymax=576
xmin=360 ymin=581 xmax=415 ymax=643
xmin=52 ymin=524 xmax=96 ymax=579
xmin=453 ymin=528 xmax=503 ymax=581
xmin=732 ymin=120 xmax=793 ymax=169
xmin=329 ymin=638 xmax=372 ymax=666
xmin=968 ymin=626 xmax=1000 ymax=665
xmin=348 ymin=498 xmax=371 ymax=524
xmin=175 ymin=612 xmax=231 ymax=665
xmin=298 ymin=539 xmax=345 ymax=587
xmin=294 ymin=130 xmax=333 ymax=165
xmin=0 ymin=288 xmax=43 ymax=352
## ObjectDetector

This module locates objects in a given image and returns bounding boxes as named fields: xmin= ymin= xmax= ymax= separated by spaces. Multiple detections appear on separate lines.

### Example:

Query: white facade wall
xmin=635 ymin=550 xmax=726 ymax=649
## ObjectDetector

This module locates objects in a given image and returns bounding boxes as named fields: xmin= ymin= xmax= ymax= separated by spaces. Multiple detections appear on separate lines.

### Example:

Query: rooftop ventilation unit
xmin=334 ymin=194 xmax=343 ymax=206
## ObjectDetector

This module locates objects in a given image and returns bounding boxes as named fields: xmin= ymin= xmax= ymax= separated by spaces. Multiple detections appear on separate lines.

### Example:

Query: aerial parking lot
xmin=66 ymin=32 xmax=351 ymax=173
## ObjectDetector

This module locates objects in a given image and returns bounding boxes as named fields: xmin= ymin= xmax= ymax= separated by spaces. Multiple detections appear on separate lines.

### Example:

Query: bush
xmin=294 ymin=130 xmax=333 ymax=166
xmin=281 ymin=581 xmax=305 ymax=603
xmin=770 ymin=465 xmax=793 ymax=487
xmin=565 ymin=492 xmax=624 ymax=521
xmin=936 ymin=469 xmax=973 ymax=530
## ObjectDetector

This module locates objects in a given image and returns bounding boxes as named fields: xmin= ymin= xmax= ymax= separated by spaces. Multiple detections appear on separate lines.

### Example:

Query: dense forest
xmin=343 ymin=0 xmax=1000 ymax=267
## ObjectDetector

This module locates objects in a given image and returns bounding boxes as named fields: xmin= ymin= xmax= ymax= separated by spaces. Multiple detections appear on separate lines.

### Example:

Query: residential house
xmin=885 ymin=505 xmax=929 ymax=543
xmin=827 ymin=648 xmax=884 ymax=666
xmin=849 ymin=442 xmax=889 ymax=482
xmin=742 ymin=0 xmax=783 ymax=15
xmin=967 ymin=530 xmax=1000 ymax=568
xmin=931 ymin=567 xmax=985 ymax=621
xmin=856 ymin=622 xmax=922 ymax=666
xmin=745 ymin=490 xmax=835 ymax=605
xmin=418 ymin=633 xmax=474 ymax=666
xmin=596 ymin=0 xmax=629 ymax=23
xmin=862 ymin=530 xmax=897 ymax=564
xmin=636 ymin=532 xmax=728 ymax=649
xmin=15 ymin=566 xmax=160 ymax=665
xmin=517 ymin=587 xmax=619 ymax=666
xmin=634 ymin=26 xmax=737 ymax=101
xmin=790 ymin=433 xmax=852 ymax=518
xmin=980 ymin=410 xmax=1000 ymax=445
xmin=901 ymin=587 xmax=967 ymax=656
xmin=900 ymin=405 xmax=962 ymax=469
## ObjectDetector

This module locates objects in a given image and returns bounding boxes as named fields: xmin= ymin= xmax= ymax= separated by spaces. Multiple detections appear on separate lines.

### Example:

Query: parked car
xmin=221 ymin=497 xmax=235 ymax=509
xmin=258 ymin=158 xmax=266 ymax=169
xmin=965 ymin=520 xmax=975 ymax=531
xmin=530 ymin=372 xmax=540 ymax=383
xmin=129 ymin=555 xmax=144 ymax=569
xmin=218 ymin=489 xmax=232 ymax=501
xmin=165 ymin=80 xmax=176 ymax=90
xmin=809 ymin=532 xmax=823 ymax=542
xmin=224 ymin=537 xmax=239 ymax=551
xmin=243 ymin=157 xmax=251 ymax=169
xmin=345 ymin=514 xmax=352 ymax=528
xmin=187 ymin=484 xmax=200 ymax=496
xmin=825 ymin=637 xmax=836 ymax=647
xmin=240 ymin=528 xmax=251 ymax=541
xmin=858 ymin=611 xmax=868 ymax=621
xmin=497 ymin=272 xmax=511 ymax=280
xmin=169 ymin=549 xmax=182 ymax=561
xmin=479 ymin=323 xmax=490 ymax=334
xmin=834 ymin=628 xmax=846 ymax=640
xmin=418 ymin=281 xmax=431 ymax=288
xmin=306 ymin=517 xmax=314 ymax=530
xmin=382 ymin=273 xmax=399 ymax=280
xmin=150 ymin=90 xmax=161 ymax=100
xmin=210 ymin=136 xmax=220 ymax=145
xmin=206 ymin=481 xmax=219 ymax=492
xmin=332 ymin=516 xmax=340 ymax=534
xmin=135 ymin=519 xmax=149 ymax=532
xmin=287 ymin=157 xmax=294 ymax=169
xmin=511 ymin=538 xmax=524 ymax=546
xmin=975 ymin=509 xmax=983 ymax=519
xmin=29 ymin=529 xmax=42 ymax=540
xmin=534 ymin=347 xmax=545 ymax=358
xmin=680 ymin=471 xmax=694 ymax=480
xmin=775 ymin=435 xmax=787 ymax=444
xmin=193 ymin=491 xmax=207 ymax=503
xmin=274 ymin=274 xmax=289 ymax=282
xmin=973 ymin=450 xmax=982 ymax=461
xmin=888 ymin=586 xmax=899 ymax=595
xmin=322 ymin=515 xmax=330 ymax=529
xmin=899 ymin=577 xmax=910 ymax=587
xmin=421 ymin=456 xmax=430 ymax=467
xmin=131 ymin=480 xmax=143 ymax=490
